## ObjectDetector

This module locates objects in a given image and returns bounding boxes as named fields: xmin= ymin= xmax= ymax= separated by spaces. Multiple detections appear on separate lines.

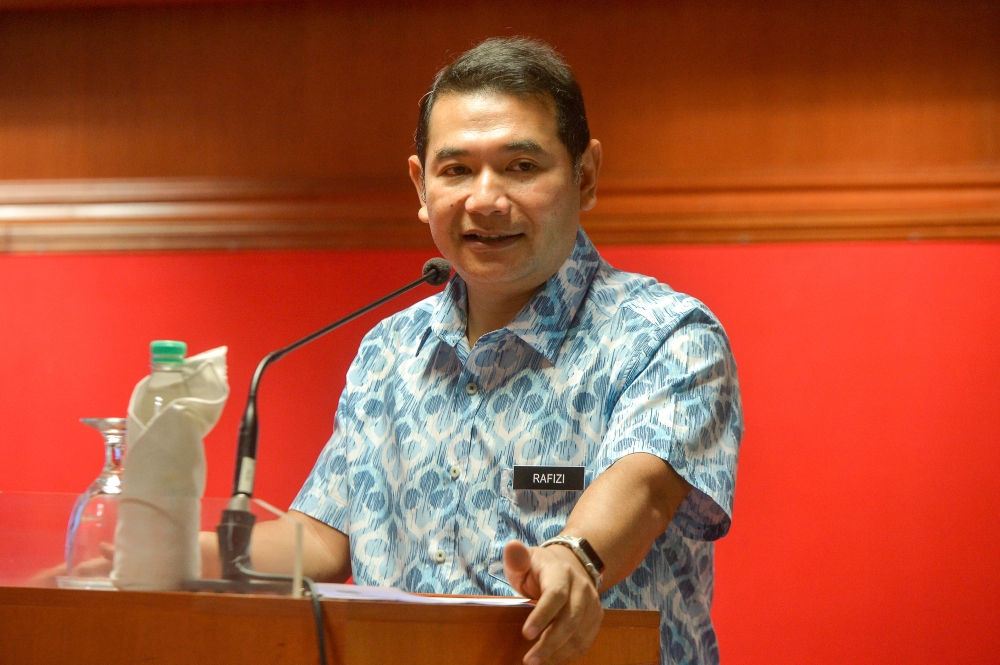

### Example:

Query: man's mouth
xmin=463 ymin=231 xmax=523 ymax=245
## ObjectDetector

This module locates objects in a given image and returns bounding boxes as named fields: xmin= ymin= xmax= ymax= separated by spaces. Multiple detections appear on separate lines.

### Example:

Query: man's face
xmin=409 ymin=92 xmax=600 ymax=299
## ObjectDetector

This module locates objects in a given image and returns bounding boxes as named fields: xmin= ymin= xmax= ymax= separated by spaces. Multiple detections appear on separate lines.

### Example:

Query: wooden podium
xmin=0 ymin=586 xmax=660 ymax=664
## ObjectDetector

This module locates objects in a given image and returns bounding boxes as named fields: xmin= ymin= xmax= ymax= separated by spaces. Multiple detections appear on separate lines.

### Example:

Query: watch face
xmin=578 ymin=538 xmax=606 ymax=573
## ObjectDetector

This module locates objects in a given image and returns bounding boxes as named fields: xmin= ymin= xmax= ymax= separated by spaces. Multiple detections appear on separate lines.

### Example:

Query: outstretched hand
xmin=503 ymin=539 xmax=604 ymax=665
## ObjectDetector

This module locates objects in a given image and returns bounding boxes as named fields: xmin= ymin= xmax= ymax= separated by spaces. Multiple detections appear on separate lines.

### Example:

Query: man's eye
xmin=512 ymin=161 xmax=535 ymax=173
xmin=442 ymin=165 xmax=470 ymax=176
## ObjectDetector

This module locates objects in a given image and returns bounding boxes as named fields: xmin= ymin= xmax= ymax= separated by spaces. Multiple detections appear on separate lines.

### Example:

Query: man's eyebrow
xmin=432 ymin=141 xmax=547 ymax=163
xmin=504 ymin=140 xmax=545 ymax=153
xmin=434 ymin=147 xmax=469 ymax=162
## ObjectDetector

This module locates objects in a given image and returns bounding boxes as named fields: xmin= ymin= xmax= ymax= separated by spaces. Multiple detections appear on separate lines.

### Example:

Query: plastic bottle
xmin=134 ymin=340 xmax=191 ymax=425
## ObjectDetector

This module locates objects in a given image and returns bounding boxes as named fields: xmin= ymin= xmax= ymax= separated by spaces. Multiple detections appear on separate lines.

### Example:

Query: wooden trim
xmin=588 ymin=174 xmax=1000 ymax=243
xmin=1 ymin=176 xmax=998 ymax=253
xmin=584 ymin=211 xmax=1000 ymax=244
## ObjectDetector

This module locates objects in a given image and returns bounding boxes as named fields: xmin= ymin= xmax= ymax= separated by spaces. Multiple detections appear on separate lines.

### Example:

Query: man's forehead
xmin=425 ymin=91 xmax=559 ymax=155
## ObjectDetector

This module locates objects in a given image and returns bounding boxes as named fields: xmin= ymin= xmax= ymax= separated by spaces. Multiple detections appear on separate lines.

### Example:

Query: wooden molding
xmin=1 ymin=176 xmax=999 ymax=252
xmin=0 ymin=179 xmax=427 ymax=252
xmin=589 ymin=169 xmax=1000 ymax=244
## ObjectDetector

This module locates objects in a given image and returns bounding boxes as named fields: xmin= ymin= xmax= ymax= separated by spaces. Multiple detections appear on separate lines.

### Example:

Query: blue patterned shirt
xmin=293 ymin=229 xmax=742 ymax=665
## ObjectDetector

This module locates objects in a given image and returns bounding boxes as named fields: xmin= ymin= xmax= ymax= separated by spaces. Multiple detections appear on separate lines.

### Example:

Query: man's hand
xmin=27 ymin=541 xmax=115 ymax=587
xmin=499 ymin=454 xmax=692 ymax=664
xmin=503 ymin=539 xmax=604 ymax=665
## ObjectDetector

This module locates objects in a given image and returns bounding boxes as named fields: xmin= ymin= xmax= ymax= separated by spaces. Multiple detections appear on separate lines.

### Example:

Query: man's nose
xmin=465 ymin=169 xmax=511 ymax=216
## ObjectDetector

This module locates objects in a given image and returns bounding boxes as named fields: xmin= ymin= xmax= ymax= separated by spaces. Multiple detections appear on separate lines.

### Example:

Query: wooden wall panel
xmin=0 ymin=0 xmax=998 ymax=250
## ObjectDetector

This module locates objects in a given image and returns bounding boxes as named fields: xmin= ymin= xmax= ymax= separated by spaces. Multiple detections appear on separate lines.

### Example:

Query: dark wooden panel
xmin=0 ymin=0 xmax=997 ymax=248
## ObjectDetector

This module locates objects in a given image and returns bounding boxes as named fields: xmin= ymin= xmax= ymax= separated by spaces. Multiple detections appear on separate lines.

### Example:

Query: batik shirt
xmin=292 ymin=228 xmax=743 ymax=665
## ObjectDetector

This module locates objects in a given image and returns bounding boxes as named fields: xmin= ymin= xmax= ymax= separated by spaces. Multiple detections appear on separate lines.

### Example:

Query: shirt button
xmin=449 ymin=465 xmax=461 ymax=480
xmin=465 ymin=382 xmax=478 ymax=395
xmin=434 ymin=549 xmax=447 ymax=564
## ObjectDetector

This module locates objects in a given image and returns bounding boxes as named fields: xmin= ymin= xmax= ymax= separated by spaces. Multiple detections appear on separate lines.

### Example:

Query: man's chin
xmin=460 ymin=266 xmax=526 ymax=288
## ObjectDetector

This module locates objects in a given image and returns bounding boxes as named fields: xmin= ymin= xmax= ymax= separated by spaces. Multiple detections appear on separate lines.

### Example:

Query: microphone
xmin=215 ymin=257 xmax=452 ymax=583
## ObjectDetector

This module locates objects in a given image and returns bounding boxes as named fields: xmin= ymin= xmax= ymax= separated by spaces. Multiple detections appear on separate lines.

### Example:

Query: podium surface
xmin=0 ymin=586 xmax=660 ymax=664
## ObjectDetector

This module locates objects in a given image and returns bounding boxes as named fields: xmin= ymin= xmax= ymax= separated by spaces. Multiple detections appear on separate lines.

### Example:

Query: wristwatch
xmin=541 ymin=535 xmax=605 ymax=589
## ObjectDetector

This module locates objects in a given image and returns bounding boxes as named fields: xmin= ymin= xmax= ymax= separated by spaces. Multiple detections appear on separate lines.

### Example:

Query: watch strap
xmin=541 ymin=536 xmax=605 ymax=589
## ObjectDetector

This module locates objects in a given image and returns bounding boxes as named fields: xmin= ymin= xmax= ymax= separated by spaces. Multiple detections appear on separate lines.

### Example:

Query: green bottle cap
xmin=150 ymin=340 xmax=187 ymax=365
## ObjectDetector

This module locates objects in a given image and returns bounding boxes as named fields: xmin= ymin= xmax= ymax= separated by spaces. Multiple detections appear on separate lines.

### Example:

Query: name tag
xmin=512 ymin=466 xmax=585 ymax=491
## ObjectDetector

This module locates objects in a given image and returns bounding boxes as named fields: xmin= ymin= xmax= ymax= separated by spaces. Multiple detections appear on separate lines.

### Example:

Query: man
xmin=232 ymin=37 xmax=742 ymax=665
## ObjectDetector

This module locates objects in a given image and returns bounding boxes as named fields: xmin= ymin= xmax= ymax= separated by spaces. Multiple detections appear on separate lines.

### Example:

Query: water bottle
xmin=134 ymin=340 xmax=190 ymax=424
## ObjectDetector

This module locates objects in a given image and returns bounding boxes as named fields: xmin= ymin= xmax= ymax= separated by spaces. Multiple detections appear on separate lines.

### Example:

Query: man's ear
xmin=578 ymin=139 xmax=602 ymax=212
xmin=408 ymin=155 xmax=430 ymax=223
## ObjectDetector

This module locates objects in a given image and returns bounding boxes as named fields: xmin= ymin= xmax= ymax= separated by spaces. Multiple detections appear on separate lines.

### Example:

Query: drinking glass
xmin=61 ymin=417 xmax=126 ymax=588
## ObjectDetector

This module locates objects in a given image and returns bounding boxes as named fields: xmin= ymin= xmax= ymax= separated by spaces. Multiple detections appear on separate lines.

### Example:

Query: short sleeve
xmin=289 ymin=320 xmax=393 ymax=533
xmin=289 ymin=415 xmax=351 ymax=533
xmin=599 ymin=317 xmax=742 ymax=541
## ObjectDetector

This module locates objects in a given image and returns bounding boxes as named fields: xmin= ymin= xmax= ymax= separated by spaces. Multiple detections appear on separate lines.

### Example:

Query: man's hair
xmin=415 ymin=37 xmax=590 ymax=168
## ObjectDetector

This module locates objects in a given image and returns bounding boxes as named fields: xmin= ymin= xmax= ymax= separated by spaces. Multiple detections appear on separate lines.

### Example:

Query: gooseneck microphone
xmin=211 ymin=258 xmax=452 ymax=587
xmin=229 ymin=256 xmax=452 ymax=506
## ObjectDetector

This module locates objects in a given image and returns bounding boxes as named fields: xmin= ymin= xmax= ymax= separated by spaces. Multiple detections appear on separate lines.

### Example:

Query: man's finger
xmin=524 ymin=605 xmax=572 ymax=664
xmin=26 ymin=563 xmax=67 ymax=588
xmin=73 ymin=556 xmax=113 ymax=577
xmin=525 ymin=608 xmax=604 ymax=665
xmin=522 ymin=575 xmax=570 ymax=641
xmin=524 ymin=580 xmax=598 ymax=663
xmin=503 ymin=540 xmax=539 ymax=598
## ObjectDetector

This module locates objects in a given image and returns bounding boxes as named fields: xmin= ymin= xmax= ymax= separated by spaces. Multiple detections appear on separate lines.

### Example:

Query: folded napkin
xmin=112 ymin=346 xmax=229 ymax=591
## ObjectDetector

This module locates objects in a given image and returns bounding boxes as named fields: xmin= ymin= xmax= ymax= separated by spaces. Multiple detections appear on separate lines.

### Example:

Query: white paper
xmin=315 ymin=583 xmax=533 ymax=606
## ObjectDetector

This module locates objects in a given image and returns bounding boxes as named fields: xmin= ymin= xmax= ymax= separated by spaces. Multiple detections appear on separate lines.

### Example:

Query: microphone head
xmin=422 ymin=258 xmax=452 ymax=286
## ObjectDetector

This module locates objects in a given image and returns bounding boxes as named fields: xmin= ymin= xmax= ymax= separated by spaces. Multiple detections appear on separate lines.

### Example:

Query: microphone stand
xmin=185 ymin=259 xmax=451 ymax=595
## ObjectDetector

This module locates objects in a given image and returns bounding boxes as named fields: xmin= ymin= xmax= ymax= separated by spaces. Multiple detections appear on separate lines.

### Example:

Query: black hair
xmin=415 ymin=37 xmax=590 ymax=168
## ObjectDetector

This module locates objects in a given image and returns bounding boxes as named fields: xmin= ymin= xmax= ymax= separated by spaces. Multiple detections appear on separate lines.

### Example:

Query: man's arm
xmin=200 ymin=509 xmax=351 ymax=583
xmin=504 ymin=452 xmax=691 ymax=665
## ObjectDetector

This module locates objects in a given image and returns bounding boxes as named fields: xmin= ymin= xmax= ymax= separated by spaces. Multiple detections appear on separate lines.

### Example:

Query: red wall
xmin=1 ymin=241 xmax=998 ymax=664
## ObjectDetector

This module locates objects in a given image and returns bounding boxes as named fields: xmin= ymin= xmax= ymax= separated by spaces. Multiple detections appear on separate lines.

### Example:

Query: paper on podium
xmin=316 ymin=583 xmax=534 ymax=606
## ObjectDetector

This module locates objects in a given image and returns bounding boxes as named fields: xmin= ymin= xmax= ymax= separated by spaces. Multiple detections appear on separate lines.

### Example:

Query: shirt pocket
xmin=487 ymin=467 xmax=588 ymax=588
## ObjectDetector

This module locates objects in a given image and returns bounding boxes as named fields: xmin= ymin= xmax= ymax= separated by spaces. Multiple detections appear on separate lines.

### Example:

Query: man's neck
xmin=465 ymin=283 xmax=540 ymax=348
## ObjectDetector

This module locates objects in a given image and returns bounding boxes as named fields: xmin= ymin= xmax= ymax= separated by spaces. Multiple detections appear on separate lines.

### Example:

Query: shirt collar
xmin=426 ymin=227 xmax=601 ymax=364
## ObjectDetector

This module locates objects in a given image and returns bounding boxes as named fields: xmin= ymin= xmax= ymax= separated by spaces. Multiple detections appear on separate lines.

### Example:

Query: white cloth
xmin=112 ymin=346 xmax=229 ymax=591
